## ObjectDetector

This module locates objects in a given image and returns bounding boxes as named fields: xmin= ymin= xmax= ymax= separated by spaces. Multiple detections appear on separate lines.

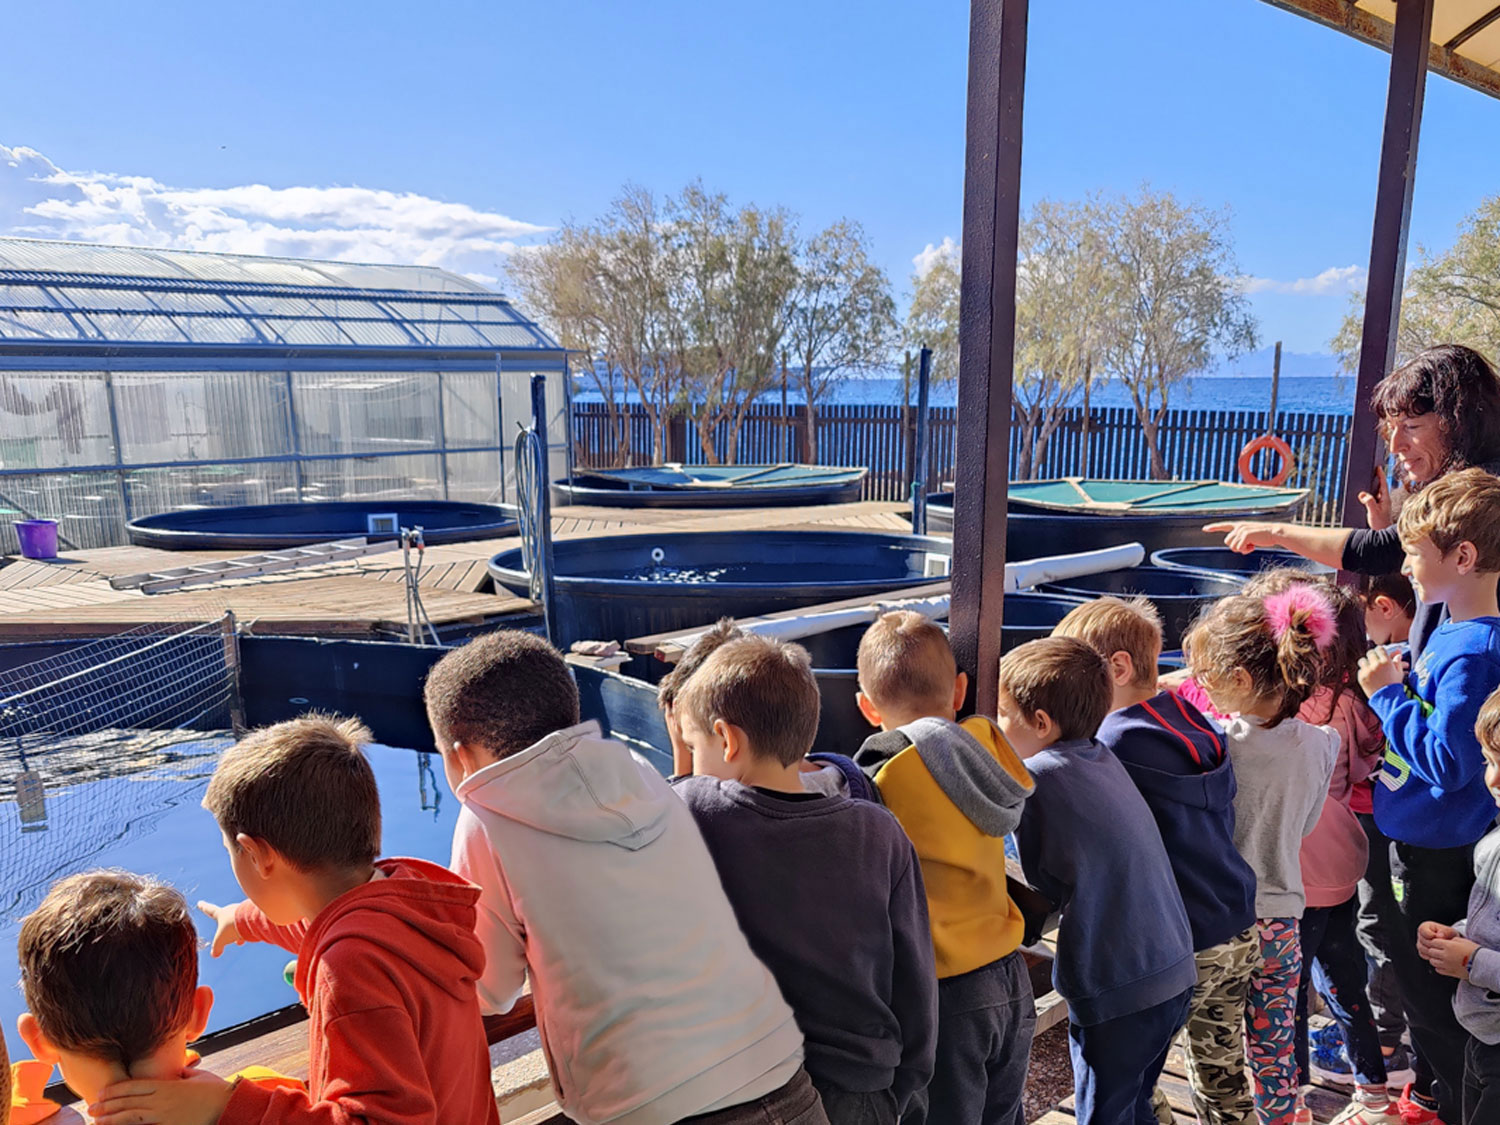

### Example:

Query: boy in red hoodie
xmin=89 ymin=716 xmax=501 ymax=1125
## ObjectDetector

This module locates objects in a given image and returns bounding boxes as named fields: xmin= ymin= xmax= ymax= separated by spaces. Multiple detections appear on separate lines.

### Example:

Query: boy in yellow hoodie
xmin=852 ymin=611 xmax=1035 ymax=1125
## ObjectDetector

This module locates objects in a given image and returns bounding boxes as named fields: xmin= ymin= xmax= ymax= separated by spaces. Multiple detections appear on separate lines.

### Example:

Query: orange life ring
xmin=1238 ymin=434 xmax=1294 ymax=487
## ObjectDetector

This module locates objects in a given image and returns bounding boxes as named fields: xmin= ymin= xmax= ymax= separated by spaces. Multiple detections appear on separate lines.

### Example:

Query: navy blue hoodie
xmin=1096 ymin=692 xmax=1257 ymax=952
xmin=1015 ymin=738 xmax=1197 ymax=1026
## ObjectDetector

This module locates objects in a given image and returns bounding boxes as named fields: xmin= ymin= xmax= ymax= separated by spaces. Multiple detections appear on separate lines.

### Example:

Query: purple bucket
xmin=15 ymin=519 xmax=59 ymax=560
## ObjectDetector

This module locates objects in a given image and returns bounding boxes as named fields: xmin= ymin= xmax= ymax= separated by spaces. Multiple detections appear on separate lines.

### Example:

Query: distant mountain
xmin=1198 ymin=348 xmax=1344 ymax=381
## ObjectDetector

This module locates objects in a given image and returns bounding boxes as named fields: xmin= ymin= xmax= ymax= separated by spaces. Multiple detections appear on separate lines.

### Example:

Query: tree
xmin=1012 ymin=199 xmax=1111 ymax=479
xmin=784 ymin=220 xmax=898 ymax=462
xmin=1333 ymin=195 xmax=1500 ymax=373
xmin=674 ymin=182 xmax=799 ymax=464
xmin=510 ymin=186 xmax=683 ymax=465
xmin=903 ymin=244 xmax=961 ymax=388
xmin=509 ymin=223 xmax=630 ymax=464
xmin=1096 ymin=188 xmax=1258 ymax=479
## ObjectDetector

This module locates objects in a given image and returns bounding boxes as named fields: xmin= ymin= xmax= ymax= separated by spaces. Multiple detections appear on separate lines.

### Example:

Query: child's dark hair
xmin=1185 ymin=588 xmax=1332 ymax=725
xmin=1242 ymin=568 xmax=1365 ymax=717
xmin=997 ymin=636 xmax=1111 ymax=742
xmin=424 ymin=629 xmax=580 ymax=759
xmin=677 ymin=635 xmax=821 ymax=767
xmin=1359 ymin=572 xmax=1417 ymax=619
xmin=658 ymin=619 xmax=743 ymax=711
xmin=19 ymin=870 xmax=198 ymax=1067
xmin=203 ymin=715 xmax=380 ymax=871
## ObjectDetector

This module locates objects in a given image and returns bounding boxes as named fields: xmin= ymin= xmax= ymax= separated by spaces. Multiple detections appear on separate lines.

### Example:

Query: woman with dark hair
xmin=1209 ymin=343 xmax=1500 ymax=661
xmin=1211 ymin=343 xmax=1500 ymax=1125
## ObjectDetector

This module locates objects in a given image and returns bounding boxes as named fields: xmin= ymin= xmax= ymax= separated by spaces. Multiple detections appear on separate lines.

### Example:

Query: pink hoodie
xmin=1297 ymin=687 xmax=1382 ymax=908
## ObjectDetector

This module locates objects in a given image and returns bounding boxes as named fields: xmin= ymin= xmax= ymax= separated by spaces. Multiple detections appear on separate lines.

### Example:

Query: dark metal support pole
xmin=530 ymin=373 xmax=559 ymax=646
xmin=913 ymin=347 xmax=934 ymax=534
xmin=951 ymin=0 xmax=1027 ymax=716
xmin=1342 ymin=0 xmax=1434 ymax=530
xmin=1269 ymin=340 xmax=1282 ymax=428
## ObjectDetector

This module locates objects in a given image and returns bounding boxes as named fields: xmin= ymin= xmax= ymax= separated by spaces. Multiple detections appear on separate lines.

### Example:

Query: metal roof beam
xmin=1445 ymin=2 xmax=1500 ymax=50
xmin=1261 ymin=0 xmax=1500 ymax=102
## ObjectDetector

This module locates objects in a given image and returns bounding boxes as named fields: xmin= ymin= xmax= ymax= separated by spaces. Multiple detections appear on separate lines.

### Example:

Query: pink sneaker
xmin=1394 ymin=1083 xmax=1445 ymax=1125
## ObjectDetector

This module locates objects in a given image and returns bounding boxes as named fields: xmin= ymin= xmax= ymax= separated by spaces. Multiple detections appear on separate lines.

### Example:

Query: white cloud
xmin=0 ymin=143 xmax=552 ymax=287
xmin=1240 ymin=264 xmax=1365 ymax=296
xmin=912 ymin=236 xmax=960 ymax=278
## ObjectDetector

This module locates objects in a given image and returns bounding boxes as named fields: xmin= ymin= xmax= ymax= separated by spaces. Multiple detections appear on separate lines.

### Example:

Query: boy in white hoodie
xmin=424 ymin=629 xmax=825 ymax=1125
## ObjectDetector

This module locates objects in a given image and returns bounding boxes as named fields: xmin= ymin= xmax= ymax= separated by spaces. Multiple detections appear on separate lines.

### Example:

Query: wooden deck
xmin=0 ymin=501 xmax=914 ymax=641
xmin=1034 ymin=1032 xmax=1361 ymax=1124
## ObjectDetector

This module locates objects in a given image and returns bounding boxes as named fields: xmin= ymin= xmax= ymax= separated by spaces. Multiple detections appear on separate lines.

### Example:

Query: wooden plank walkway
xmin=1034 ymin=1034 xmax=1360 ymax=1124
xmin=0 ymin=501 xmax=913 ymax=640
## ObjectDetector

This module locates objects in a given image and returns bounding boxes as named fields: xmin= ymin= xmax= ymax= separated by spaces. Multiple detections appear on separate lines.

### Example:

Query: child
xmin=1358 ymin=467 xmax=1500 ymax=1125
xmin=851 ymin=611 xmax=1035 ymax=1125
xmin=1006 ymin=636 xmax=1197 ymax=1125
xmin=1185 ymin=589 xmax=1340 ymax=1125
xmin=1240 ymin=572 xmax=1393 ymax=1122
xmin=425 ymin=630 xmax=826 ymax=1125
xmin=92 ymin=717 xmax=499 ymax=1125
xmin=1054 ymin=597 xmax=1259 ymax=1125
xmin=661 ymin=620 xmax=876 ymax=799
xmin=1349 ymin=574 xmax=1418 ymax=1087
xmin=672 ymin=635 xmax=937 ymax=1123
xmin=1361 ymin=572 xmax=1417 ymax=651
xmin=659 ymin=617 xmax=742 ymax=777
xmin=1417 ymin=683 xmax=1500 ymax=1124
xmin=19 ymin=871 xmax=300 ymax=1123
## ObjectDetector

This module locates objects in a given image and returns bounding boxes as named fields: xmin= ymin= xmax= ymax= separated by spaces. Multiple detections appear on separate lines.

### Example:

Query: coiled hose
xmin=514 ymin=422 xmax=549 ymax=605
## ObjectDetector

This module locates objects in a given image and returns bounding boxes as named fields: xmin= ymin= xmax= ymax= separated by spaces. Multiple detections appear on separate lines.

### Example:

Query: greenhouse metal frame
xmin=0 ymin=238 xmax=568 ymax=554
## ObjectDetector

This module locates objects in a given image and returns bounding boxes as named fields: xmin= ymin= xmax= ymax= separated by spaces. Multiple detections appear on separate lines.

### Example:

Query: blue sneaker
xmin=1311 ymin=1021 xmax=1346 ymax=1056
xmin=1311 ymin=1026 xmax=1357 ymax=1090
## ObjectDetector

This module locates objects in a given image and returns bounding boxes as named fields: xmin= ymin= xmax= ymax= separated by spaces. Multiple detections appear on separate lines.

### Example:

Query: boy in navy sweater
xmin=673 ymin=635 xmax=938 ymax=1125
xmin=1357 ymin=467 xmax=1500 ymax=1124
xmin=1007 ymin=637 xmax=1197 ymax=1125
xmin=1055 ymin=597 xmax=1257 ymax=1125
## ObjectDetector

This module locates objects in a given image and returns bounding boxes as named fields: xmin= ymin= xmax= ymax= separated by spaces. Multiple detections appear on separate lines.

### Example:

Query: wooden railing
xmin=571 ymin=402 xmax=1354 ymax=525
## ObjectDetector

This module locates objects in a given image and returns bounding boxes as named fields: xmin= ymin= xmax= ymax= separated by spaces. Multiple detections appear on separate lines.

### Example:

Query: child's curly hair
xmin=1185 ymin=585 xmax=1333 ymax=726
xmin=1242 ymin=568 xmax=1366 ymax=718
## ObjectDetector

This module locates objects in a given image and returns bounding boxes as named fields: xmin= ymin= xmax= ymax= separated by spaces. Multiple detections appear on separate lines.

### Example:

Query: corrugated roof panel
xmin=263 ymin=317 xmax=355 ymax=346
xmin=0 ymin=285 xmax=58 ymax=309
xmin=334 ymin=318 xmax=418 ymax=347
xmin=0 ymin=308 xmax=85 ymax=339
xmin=80 ymin=311 xmax=190 ymax=343
xmin=0 ymin=237 xmax=491 ymax=294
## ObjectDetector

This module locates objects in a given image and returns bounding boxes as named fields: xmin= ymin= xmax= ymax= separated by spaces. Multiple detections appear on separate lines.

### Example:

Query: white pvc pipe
xmin=1004 ymin=542 xmax=1145 ymax=593
xmin=660 ymin=543 xmax=1144 ymax=655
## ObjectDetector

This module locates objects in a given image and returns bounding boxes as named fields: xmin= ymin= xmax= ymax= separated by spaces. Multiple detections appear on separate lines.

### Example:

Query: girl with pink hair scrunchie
xmin=1182 ymin=587 xmax=1342 ymax=1125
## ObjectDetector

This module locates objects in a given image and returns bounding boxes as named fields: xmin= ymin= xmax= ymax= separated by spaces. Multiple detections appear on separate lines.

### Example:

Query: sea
xmin=571 ymin=349 xmax=1356 ymax=416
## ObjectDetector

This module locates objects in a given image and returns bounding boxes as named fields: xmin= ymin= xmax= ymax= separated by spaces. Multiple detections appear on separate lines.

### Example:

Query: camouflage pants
xmin=1182 ymin=928 xmax=1259 ymax=1125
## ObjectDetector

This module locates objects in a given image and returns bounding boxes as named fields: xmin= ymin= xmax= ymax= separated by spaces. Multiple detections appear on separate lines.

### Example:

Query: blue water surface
xmin=0 ymin=741 xmax=458 ymax=1040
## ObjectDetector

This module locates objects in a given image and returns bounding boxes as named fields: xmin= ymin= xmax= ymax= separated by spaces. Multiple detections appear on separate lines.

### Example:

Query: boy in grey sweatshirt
xmin=1418 ymin=685 xmax=1500 ymax=1125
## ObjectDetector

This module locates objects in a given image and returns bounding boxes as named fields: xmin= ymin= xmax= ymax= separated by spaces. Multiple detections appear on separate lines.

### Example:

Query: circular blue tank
xmin=1037 ymin=566 xmax=1244 ymax=649
xmin=554 ymin=465 xmax=866 ymax=508
xmin=1150 ymin=547 xmax=1332 ymax=583
xmin=489 ymin=530 xmax=953 ymax=646
xmin=127 ymin=501 xmax=519 ymax=550
xmin=921 ymin=491 xmax=1306 ymax=557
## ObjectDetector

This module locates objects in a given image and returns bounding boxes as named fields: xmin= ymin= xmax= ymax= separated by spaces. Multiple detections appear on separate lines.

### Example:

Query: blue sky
xmin=5 ymin=0 xmax=1500 ymax=356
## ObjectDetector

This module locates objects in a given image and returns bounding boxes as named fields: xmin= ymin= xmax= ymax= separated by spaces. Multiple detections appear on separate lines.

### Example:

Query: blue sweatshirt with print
xmin=1370 ymin=617 xmax=1500 ymax=849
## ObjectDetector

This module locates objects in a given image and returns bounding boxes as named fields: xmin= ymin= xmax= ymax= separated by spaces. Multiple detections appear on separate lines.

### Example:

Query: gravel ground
xmin=1023 ymin=1023 xmax=1074 ymax=1122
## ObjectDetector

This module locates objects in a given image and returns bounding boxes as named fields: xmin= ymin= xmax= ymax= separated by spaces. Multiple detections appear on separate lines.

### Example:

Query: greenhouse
xmin=0 ymin=237 xmax=568 ymax=553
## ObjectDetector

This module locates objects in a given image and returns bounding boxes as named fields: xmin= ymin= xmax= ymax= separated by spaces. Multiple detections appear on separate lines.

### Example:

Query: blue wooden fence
xmin=570 ymin=401 xmax=1353 ymax=525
